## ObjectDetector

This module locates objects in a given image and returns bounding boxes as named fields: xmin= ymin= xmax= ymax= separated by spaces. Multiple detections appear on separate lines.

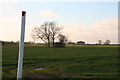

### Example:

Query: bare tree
xmin=32 ymin=22 xmax=61 ymax=47
xmin=98 ymin=40 xmax=102 ymax=45
xmin=104 ymin=39 xmax=110 ymax=45
xmin=54 ymin=34 xmax=68 ymax=47
xmin=57 ymin=34 xmax=68 ymax=43
xmin=49 ymin=22 xmax=62 ymax=47
xmin=32 ymin=22 xmax=51 ymax=47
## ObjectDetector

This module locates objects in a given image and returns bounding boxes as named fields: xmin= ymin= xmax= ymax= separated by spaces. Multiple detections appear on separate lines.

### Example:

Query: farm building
xmin=77 ymin=41 xmax=85 ymax=45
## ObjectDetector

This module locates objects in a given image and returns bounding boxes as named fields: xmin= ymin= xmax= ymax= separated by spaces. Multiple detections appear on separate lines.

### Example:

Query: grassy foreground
xmin=2 ymin=45 xmax=119 ymax=79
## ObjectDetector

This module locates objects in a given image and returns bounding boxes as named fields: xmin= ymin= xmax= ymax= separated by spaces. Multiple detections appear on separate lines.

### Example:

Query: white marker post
xmin=17 ymin=11 xmax=26 ymax=80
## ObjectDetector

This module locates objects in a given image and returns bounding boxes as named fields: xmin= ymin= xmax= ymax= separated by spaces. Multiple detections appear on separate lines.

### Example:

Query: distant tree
xmin=67 ymin=42 xmax=75 ymax=44
xmin=32 ymin=22 xmax=62 ymax=47
xmin=104 ymin=40 xmax=110 ymax=45
xmin=32 ymin=22 xmax=51 ymax=47
xmin=58 ymin=34 xmax=67 ymax=43
xmin=49 ymin=22 xmax=62 ymax=47
xmin=54 ymin=34 xmax=68 ymax=47
xmin=98 ymin=40 xmax=102 ymax=45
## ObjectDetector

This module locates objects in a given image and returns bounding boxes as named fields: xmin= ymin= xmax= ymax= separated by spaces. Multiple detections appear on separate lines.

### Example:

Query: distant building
xmin=77 ymin=41 xmax=85 ymax=45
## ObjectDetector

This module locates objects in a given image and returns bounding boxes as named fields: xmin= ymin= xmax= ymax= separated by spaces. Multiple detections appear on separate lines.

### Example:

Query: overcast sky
xmin=0 ymin=0 xmax=118 ymax=44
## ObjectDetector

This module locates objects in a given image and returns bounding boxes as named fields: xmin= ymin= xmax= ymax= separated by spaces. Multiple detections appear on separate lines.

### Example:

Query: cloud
xmin=62 ymin=18 xmax=118 ymax=44
xmin=0 ymin=1 xmax=23 ymax=41
xmin=40 ymin=10 xmax=58 ymax=19
xmin=0 ymin=14 xmax=22 ymax=40
xmin=0 ymin=1 xmax=20 ymax=11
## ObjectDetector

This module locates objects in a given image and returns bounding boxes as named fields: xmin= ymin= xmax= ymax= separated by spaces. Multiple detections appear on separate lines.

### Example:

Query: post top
xmin=22 ymin=11 xmax=26 ymax=16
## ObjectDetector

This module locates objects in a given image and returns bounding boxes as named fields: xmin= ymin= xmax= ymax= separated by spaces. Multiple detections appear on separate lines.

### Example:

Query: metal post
xmin=17 ymin=11 xmax=26 ymax=80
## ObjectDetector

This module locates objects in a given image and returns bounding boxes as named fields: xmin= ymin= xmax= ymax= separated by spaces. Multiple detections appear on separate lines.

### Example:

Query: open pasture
xmin=2 ymin=45 xmax=119 ymax=79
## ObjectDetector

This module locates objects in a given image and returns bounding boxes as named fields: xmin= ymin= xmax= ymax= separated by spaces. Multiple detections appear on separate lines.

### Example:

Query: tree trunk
xmin=52 ymin=37 xmax=54 ymax=47
xmin=48 ymin=37 xmax=50 ymax=48
xmin=48 ymin=42 xmax=50 ymax=47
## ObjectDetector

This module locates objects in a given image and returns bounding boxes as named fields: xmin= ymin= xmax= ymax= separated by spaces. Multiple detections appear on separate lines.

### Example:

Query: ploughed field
xmin=2 ymin=45 xmax=119 ymax=79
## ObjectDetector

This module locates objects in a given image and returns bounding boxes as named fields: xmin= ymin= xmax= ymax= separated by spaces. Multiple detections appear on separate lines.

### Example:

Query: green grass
xmin=2 ymin=45 xmax=119 ymax=79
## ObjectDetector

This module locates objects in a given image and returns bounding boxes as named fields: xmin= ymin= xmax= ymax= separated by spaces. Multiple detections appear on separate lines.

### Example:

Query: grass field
xmin=2 ymin=45 xmax=119 ymax=79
